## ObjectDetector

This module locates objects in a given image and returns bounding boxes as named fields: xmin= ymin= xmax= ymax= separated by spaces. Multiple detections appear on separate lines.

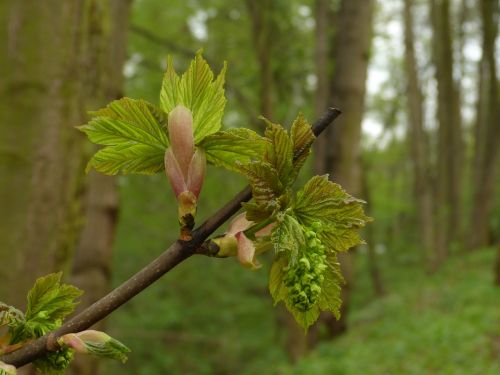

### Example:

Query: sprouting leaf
xmin=59 ymin=330 xmax=131 ymax=363
xmin=79 ymin=98 xmax=169 ymax=175
xmin=294 ymin=175 xmax=371 ymax=252
xmin=9 ymin=273 xmax=82 ymax=343
xmin=199 ymin=128 xmax=267 ymax=172
xmin=0 ymin=302 xmax=25 ymax=328
xmin=290 ymin=114 xmax=315 ymax=180
xmin=160 ymin=52 xmax=226 ymax=143
xmin=270 ymin=214 xmax=305 ymax=260
xmin=317 ymin=253 xmax=344 ymax=319
xmin=238 ymin=161 xmax=283 ymax=208
xmin=261 ymin=118 xmax=294 ymax=186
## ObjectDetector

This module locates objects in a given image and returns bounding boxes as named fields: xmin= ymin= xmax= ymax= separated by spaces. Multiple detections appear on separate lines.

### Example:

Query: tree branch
xmin=0 ymin=108 xmax=341 ymax=368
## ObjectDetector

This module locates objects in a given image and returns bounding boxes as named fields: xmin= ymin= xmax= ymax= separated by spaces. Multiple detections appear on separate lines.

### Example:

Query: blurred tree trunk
xmin=468 ymin=0 xmax=499 ymax=250
xmin=0 ymin=0 xmax=92 ymax=307
xmin=69 ymin=1 xmax=131 ymax=375
xmin=245 ymin=0 xmax=275 ymax=120
xmin=318 ymin=0 xmax=374 ymax=338
xmin=313 ymin=0 xmax=331 ymax=173
xmin=430 ymin=0 xmax=463 ymax=263
xmin=0 ymin=1 xmax=129 ymax=374
xmin=361 ymin=165 xmax=385 ymax=297
xmin=403 ymin=0 xmax=436 ymax=270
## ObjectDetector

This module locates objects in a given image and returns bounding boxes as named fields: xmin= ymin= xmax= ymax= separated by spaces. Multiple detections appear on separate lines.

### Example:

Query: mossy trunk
xmin=0 ymin=0 xmax=130 ymax=334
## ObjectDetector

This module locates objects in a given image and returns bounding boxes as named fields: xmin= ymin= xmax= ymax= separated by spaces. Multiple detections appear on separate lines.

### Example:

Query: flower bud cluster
xmin=283 ymin=222 xmax=327 ymax=312
xmin=36 ymin=348 xmax=73 ymax=372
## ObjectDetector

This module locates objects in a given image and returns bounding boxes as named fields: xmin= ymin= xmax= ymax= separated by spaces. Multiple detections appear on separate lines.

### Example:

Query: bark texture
xmin=0 ymin=1 xmax=130 ymax=373
xmin=403 ymin=0 xmax=436 ymax=269
xmin=0 ymin=0 xmax=94 ymax=307
xmin=468 ymin=0 xmax=499 ymax=250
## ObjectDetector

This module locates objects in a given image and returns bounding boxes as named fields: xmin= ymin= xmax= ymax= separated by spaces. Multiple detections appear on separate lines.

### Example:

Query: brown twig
xmin=0 ymin=108 xmax=341 ymax=368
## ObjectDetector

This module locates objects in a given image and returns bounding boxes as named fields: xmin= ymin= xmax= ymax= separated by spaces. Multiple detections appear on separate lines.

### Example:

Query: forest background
xmin=0 ymin=0 xmax=499 ymax=374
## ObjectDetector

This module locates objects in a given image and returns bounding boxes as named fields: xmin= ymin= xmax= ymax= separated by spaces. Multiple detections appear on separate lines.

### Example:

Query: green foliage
xmin=9 ymin=272 xmax=82 ymax=343
xmin=79 ymin=98 xmax=169 ymax=175
xmin=276 ymin=249 xmax=500 ymax=375
xmin=239 ymin=114 xmax=315 ymax=222
xmin=230 ymin=117 xmax=369 ymax=329
xmin=199 ymin=128 xmax=267 ymax=173
xmin=160 ymin=52 xmax=226 ymax=143
xmin=269 ymin=224 xmax=344 ymax=329
xmin=294 ymin=175 xmax=372 ymax=252
xmin=33 ymin=348 xmax=74 ymax=375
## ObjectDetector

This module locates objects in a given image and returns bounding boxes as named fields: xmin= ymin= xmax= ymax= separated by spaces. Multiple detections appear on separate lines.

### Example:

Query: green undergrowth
xmin=276 ymin=248 xmax=500 ymax=375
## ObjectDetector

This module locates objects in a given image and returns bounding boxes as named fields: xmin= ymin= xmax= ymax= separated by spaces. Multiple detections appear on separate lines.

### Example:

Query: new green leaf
xmin=199 ymin=128 xmax=267 ymax=172
xmin=79 ymin=98 xmax=169 ymax=175
xmin=160 ymin=52 xmax=226 ymax=143
xmin=294 ymin=175 xmax=371 ymax=252
xmin=9 ymin=273 xmax=82 ymax=342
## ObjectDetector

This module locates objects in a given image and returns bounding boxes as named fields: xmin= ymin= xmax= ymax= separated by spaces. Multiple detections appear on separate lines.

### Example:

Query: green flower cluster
xmin=34 ymin=348 xmax=74 ymax=374
xmin=283 ymin=222 xmax=327 ymax=312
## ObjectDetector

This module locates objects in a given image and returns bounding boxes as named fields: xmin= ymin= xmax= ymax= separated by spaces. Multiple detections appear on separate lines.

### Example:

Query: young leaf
xmin=294 ymin=175 xmax=371 ymax=252
xmin=270 ymin=214 xmax=305 ymax=260
xmin=199 ymin=128 xmax=267 ymax=172
xmin=10 ymin=273 xmax=82 ymax=342
xmin=0 ymin=303 xmax=24 ymax=328
xmin=261 ymin=118 xmax=294 ymax=186
xmin=79 ymin=98 xmax=169 ymax=175
xmin=160 ymin=53 xmax=226 ymax=143
xmin=290 ymin=114 xmax=315 ymax=180
xmin=238 ymin=161 xmax=283 ymax=208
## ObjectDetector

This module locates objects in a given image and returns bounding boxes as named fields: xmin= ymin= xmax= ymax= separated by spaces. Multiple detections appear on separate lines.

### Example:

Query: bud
xmin=186 ymin=148 xmax=206 ymax=198
xmin=168 ymin=105 xmax=194 ymax=179
xmin=164 ymin=106 xmax=207 ymax=238
xmin=236 ymin=231 xmax=261 ymax=269
xmin=0 ymin=361 xmax=16 ymax=375
xmin=58 ymin=330 xmax=130 ymax=363
xmin=212 ymin=213 xmax=272 ymax=269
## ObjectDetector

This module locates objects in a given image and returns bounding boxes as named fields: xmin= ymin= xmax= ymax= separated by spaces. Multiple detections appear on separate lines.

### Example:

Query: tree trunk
xmin=468 ymin=0 xmax=499 ymax=250
xmin=361 ymin=166 xmax=385 ymax=297
xmin=0 ymin=0 xmax=92 ymax=307
xmin=313 ymin=0 xmax=331 ymax=174
xmin=318 ymin=0 xmax=374 ymax=338
xmin=69 ymin=2 xmax=130 ymax=375
xmin=245 ymin=0 xmax=275 ymax=120
xmin=403 ymin=0 xmax=436 ymax=270
xmin=430 ymin=0 xmax=463 ymax=262
xmin=0 ymin=1 xmax=129 ymax=373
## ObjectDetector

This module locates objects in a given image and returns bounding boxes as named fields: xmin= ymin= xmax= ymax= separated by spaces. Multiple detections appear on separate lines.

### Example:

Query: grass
xmin=277 ymin=248 xmax=500 ymax=375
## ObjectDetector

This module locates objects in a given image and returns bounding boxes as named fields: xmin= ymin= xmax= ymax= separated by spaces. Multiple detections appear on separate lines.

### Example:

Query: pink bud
xmin=58 ymin=333 xmax=88 ymax=354
xmin=164 ymin=149 xmax=187 ymax=197
xmin=227 ymin=213 xmax=253 ymax=235
xmin=168 ymin=105 xmax=194 ymax=179
xmin=186 ymin=148 xmax=206 ymax=198
xmin=236 ymin=231 xmax=261 ymax=269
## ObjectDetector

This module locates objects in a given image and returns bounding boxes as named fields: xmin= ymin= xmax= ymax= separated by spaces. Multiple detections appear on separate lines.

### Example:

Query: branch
xmin=0 ymin=108 xmax=341 ymax=368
